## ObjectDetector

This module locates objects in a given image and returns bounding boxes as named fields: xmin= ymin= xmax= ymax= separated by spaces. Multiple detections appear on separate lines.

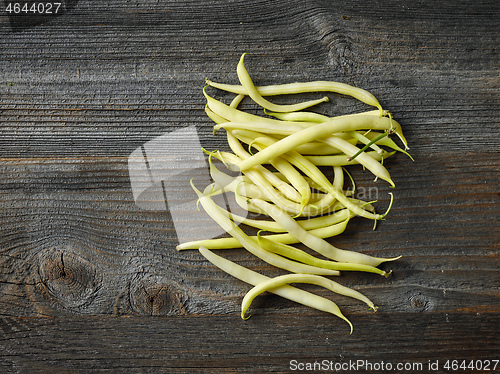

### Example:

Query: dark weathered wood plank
xmin=0 ymin=313 xmax=499 ymax=373
xmin=1 ymin=1 xmax=499 ymax=159
xmin=0 ymin=152 xmax=498 ymax=318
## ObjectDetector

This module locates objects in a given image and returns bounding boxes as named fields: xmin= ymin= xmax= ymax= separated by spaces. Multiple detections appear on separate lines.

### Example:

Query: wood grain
xmin=0 ymin=0 xmax=499 ymax=372
xmin=0 ymin=313 xmax=499 ymax=373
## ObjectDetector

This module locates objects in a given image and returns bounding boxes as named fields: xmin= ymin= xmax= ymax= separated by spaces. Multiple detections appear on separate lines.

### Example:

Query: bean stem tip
xmin=379 ymin=192 xmax=394 ymax=220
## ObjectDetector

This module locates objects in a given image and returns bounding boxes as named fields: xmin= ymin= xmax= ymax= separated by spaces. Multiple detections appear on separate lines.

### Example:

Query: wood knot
xmin=408 ymin=291 xmax=435 ymax=312
xmin=129 ymin=275 xmax=188 ymax=316
xmin=38 ymin=248 xmax=101 ymax=309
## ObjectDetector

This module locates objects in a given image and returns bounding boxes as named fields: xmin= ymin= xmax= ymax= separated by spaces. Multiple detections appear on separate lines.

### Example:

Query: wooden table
xmin=1 ymin=1 xmax=498 ymax=372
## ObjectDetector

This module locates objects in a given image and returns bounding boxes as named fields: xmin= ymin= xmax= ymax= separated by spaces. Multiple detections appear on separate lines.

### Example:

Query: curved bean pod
xmin=226 ymin=116 xmax=395 ymax=179
xmin=230 ymin=93 xmax=246 ymax=108
xmin=191 ymin=181 xmax=340 ymax=276
xmin=232 ymin=129 xmax=386 ymax=220
xmin=176 ymin=215 xmax=350 ymax=250
xmin=224 ymin=133 xmax=303 ymax=203
xmin=205 ymin=105 xmax=228 ymax=125
xmin=208 ymin=149 xmax=329 ymax=216
xmin=251 ymin=198 xmax=400 ymax=267
xmin=319 ymin=135 xmax=394 ymax=187
xmin=347 ymin=131 xmax=384 ymax=154
xmin=204 ymin=86 xmax=317 ymax=128
xmin=206 ymin=76 xmax=383 ymax=114
xmin=304 ymin=151 xmax=394 ymax=167
xmin=207 ymin=154 xmax=267 ymax=200
xmin=238 ymin=53 xmax=330 ymax=112
xmin=264 ymin=109 xmax=386 ymax=124
xmin=241 ymin=273 xmax=376 ymax=329
xmin=210 ymin=148 xmax=303 ymax=204
xmin=223 ymin=206 xmax=352 ymax=233
xmin=364 ymin=131 xmax=414 ymax=161
xmin=199 ymin=247 xmax=352 ymax=332
xmin=257 ymin=235 xmax=389 ymax=277
xmin=228 ymin=132 xmax=310 ymax=208
xmin=294 ymin=142 xmax=348 ymax=155
xmin=264 ymin=109 xmax=330 ymax=122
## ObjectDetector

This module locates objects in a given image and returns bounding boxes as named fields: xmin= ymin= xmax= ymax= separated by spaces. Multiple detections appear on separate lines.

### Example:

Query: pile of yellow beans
xmin=177 ymin=54 xmax=411 ymax=333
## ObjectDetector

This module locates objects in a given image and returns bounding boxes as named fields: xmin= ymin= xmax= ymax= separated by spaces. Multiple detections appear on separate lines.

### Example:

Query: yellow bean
xmin=199 ymin=247 xmax=352 ymax=332
xmin=191 ymin=181 xmax=339 ymax=276
xmin=237 ymin=53 xmax=330 ymax=112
